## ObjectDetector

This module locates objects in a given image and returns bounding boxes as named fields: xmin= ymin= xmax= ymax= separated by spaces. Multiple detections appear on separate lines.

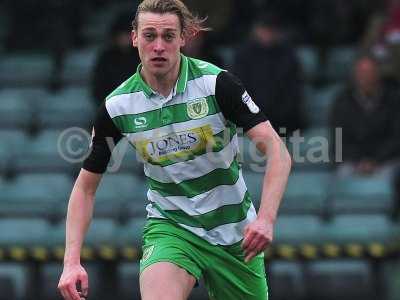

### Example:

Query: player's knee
xmin=140 ymin=262 xmax=195 ymax=300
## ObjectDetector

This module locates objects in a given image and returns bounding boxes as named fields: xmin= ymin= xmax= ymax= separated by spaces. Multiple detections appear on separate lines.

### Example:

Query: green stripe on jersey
xmin=112 ymin=96 xmax=219 ymax=134
xmin=152 ymin=191 xmax=252 ymax=231
xmin=147 ymin=158 xmax=240 ymax=197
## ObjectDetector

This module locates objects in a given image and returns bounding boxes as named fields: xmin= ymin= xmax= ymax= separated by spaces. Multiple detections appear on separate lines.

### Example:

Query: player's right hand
xmin=58 ymin=264 xmax=89 ymax=300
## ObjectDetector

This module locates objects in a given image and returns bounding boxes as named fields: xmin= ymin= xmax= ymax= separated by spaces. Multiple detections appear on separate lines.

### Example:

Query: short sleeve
xmin=82 ymin=102 xmax=123 ymax=173
xmin=215 ymin=71 xmax=267 ymax=131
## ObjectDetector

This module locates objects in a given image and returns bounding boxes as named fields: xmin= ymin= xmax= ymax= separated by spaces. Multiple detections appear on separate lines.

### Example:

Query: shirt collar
xmin=136 ymin=54 xmax=189 ymax=98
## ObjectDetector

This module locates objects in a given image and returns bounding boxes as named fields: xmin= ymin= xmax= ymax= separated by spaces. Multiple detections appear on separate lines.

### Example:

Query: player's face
xmin=132 ymin=12 xmax=186 ymax=77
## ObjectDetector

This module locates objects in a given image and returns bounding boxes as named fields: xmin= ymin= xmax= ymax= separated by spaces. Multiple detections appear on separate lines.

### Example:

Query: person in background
xmin=362 ymin=0 xmax=400 ymax=80
xmin=330 ymin=54 xmax=400 ymax=176
xmin=233 ymin=12 xmax=306 ymax=134
xmin=91 ymin=12 xmax=141 ymax=105
xmin=182 ymin=31 xmax=224 ymax=67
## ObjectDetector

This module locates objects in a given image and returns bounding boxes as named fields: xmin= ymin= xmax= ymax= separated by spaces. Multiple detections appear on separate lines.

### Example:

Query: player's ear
xmin=180 ymin=33 xmax=186 ymax=48
xmin=132 ymin=30 xmax=138 ymax=47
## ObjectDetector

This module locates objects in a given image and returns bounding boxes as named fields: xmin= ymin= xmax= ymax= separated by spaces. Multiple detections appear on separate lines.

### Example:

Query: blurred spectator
xmin=363 ymin=0 xmax=400 ymax=81
xmin=330 ymin=54 xmax=400 ymax=176
xmin=308 ymin=0 xmax=378 ymax=47
xmin=249 ymin=0 xmax=378 ymax=47
xmin=233 ymin=12 xmax=306 ymax=134
xmin=91 ymin=12 xmax=140 ymax=105
xmin=182 ymin=32 xmax=224 ymax=68
xmin=258 ymin=0 xmax=312 ymax=44
xmin=380 ymin=0 xmax=400 ymax=38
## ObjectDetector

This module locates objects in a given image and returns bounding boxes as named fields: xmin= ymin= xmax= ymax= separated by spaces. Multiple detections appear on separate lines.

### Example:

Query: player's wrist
xmin=256 ymin=211 xmax=276 ymax=225
xmin=63 ymin=257 xmax=81 ymax=267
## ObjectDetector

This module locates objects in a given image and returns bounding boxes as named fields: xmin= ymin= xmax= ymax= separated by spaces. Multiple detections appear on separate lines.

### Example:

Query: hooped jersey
xmin=83 ymin=54 xmax=267 ymax=246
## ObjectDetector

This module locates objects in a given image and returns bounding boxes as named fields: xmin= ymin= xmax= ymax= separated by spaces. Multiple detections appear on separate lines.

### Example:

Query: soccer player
xmin=58 ymin=1 xmax=291 ymax=299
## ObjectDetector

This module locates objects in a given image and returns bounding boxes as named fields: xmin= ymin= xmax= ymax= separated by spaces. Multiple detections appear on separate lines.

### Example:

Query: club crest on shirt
xmin=241 ymin=91 xmax=260 ymax=114
xmin=187 ymin=97 xmax=209 ymax=119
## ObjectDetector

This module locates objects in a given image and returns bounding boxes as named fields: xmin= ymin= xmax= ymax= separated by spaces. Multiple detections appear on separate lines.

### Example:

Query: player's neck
xmin=141 ymin=56 xmax=181 ymax=97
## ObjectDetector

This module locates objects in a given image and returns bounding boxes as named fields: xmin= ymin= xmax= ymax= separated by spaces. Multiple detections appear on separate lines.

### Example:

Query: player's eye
xmin=164 ymin=34 xmax=175 ymax=42
xmin=143 ymin=33 xmax=155 ymax=40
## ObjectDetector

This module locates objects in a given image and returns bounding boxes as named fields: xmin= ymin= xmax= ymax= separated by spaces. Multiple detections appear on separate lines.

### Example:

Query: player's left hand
xmin=241 ymin=218 xmax=274 ymax=263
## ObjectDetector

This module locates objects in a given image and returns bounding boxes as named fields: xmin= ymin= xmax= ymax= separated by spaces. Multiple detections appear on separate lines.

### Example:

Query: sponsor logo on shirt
xmin=187 ymin=97 xmax=209 ymax=119
xmin=135 ymin=125 xmax=215 ymax=163
xmin=241 ymin=91 xmax=260 ymax=114
xmin=134 ymin=116 xmax=148 ymax=128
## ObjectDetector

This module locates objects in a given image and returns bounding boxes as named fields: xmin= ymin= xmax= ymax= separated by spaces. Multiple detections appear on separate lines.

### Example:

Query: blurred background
xmin=1 ymin=0 xmax=400 ymax=299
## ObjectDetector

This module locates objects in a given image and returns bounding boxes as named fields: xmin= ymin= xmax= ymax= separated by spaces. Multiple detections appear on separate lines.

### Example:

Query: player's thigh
xmin=140 ymin=261 xmax=196 ymax=300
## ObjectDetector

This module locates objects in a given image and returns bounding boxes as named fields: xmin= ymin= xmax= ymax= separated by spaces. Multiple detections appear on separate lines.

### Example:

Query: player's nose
xmin=153 ymin=38 xmax=165 ymax=53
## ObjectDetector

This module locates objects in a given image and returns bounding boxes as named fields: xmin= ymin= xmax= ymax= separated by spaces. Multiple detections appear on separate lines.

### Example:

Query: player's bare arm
xmin=58 ymin=169 xmax=103 ymax=300
xmin=241 ymin=121 xmax=292 ymax=262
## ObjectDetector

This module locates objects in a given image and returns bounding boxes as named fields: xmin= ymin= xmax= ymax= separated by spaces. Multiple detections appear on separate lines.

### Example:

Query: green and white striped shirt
xmin=84 ymin=54 xmax=267 ymax=246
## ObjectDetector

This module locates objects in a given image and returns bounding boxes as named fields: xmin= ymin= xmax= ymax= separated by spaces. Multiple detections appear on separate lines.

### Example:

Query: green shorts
xmin=139 ymin=218 xmax=268 ymax=300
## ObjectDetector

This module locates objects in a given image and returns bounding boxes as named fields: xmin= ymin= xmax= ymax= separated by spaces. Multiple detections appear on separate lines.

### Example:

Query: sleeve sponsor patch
xmin=241 ymin=91 xmax=260 ymax=114
xmin=89 ymin=126 xmax=95 ymax=148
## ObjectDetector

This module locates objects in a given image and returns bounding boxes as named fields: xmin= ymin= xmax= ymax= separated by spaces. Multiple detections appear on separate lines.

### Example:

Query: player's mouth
xmin=151 ymin=57 xmax=167 ymax=62
xmin=150 ymin=57 xmax=167 ymax=67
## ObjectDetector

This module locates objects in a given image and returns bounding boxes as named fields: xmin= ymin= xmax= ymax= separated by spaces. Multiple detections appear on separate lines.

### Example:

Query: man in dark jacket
xmin=233 ymin=13 xmax=306 ymax=134
xmin=330 ymin=54 xmax=400 ymax=175
xmin=91 ymin=12 xmax=141 ymax=104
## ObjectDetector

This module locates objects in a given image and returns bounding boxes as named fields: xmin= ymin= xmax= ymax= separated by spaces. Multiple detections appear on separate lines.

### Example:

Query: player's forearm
xmin=63 ymin=183 xmax=96 ymax=266
xmin=257 ymin=138 xmax=291 ymax=224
